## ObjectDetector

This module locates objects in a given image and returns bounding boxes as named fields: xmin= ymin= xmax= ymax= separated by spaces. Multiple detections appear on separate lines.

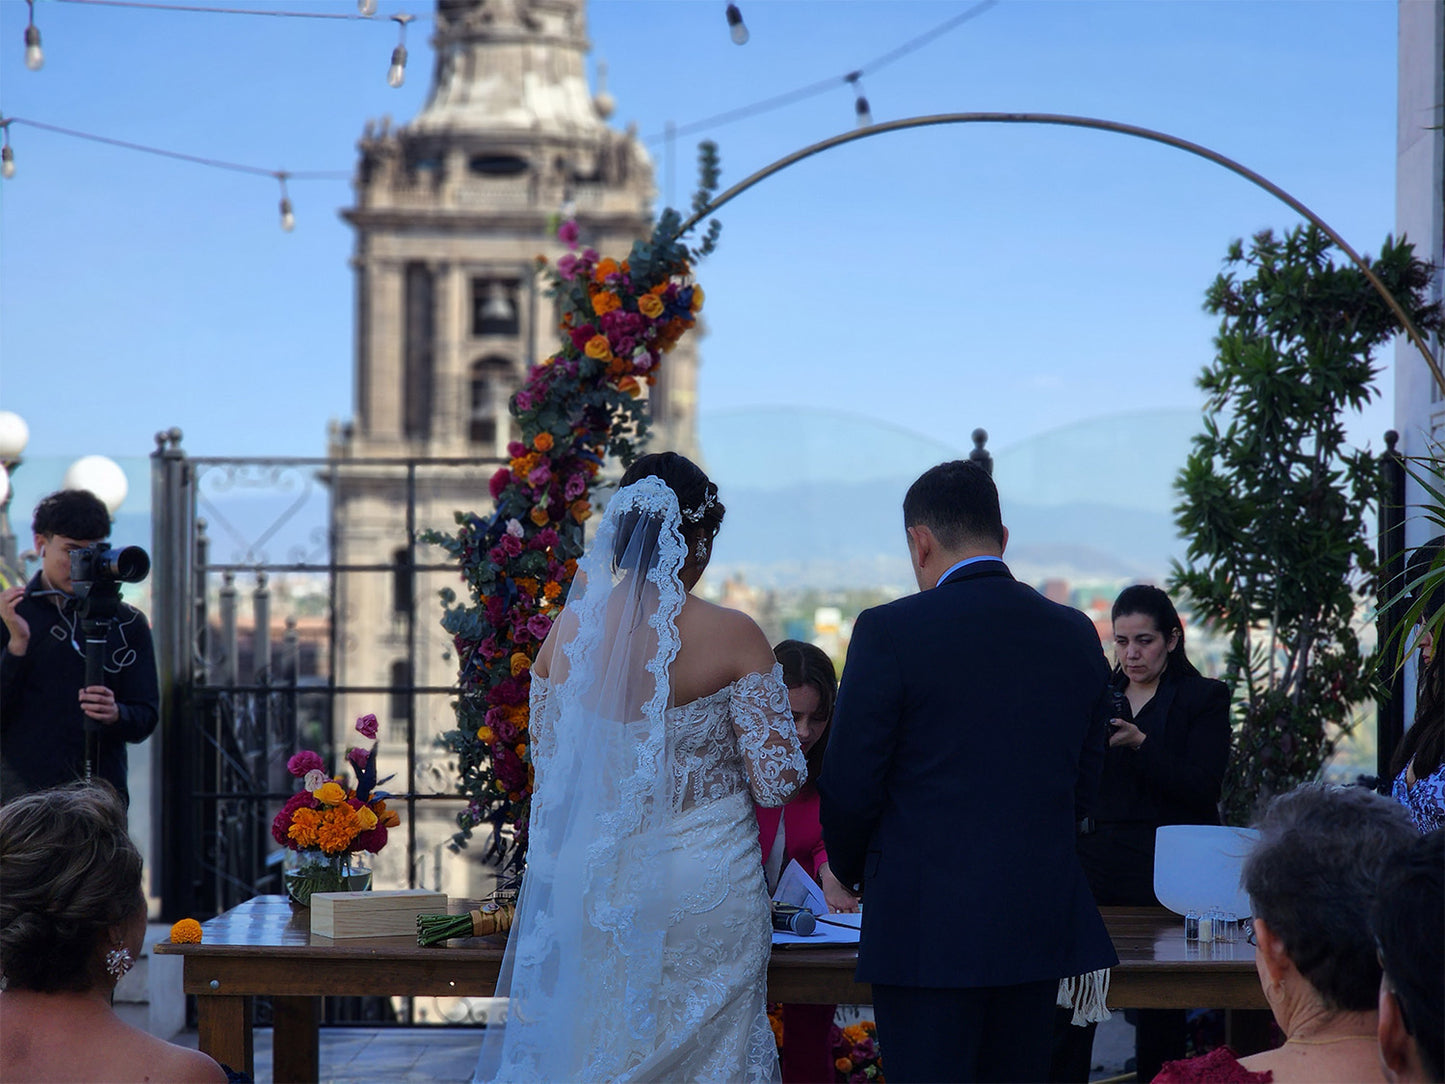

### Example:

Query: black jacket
xmin=0 ymin=573 xmax=159 ymax=804
xmin=1077 ymin=666 xmax=1231 ymax=906
xmin=820 ymin=559 xmax=1118 ymax=988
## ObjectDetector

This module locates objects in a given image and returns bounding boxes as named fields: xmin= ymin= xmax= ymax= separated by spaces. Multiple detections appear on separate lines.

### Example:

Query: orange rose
xmin=515 ymin=743 xmax=527 ymax=758
xmin=477 ymin=725 xmax=495 ymax=743
xmin=590 ymin=291 xmax=621 ymax=315
xmin=510 ymin=652 xmax=532 ymax=676
xmin=593 ymin=257 xmax=620 ymax=282
xmin=534 ymin=432 xmax=554 ymax=452
xmin=638 ymin=294 xmax=664 ymax=319
xmin=585 ymin=335 xmax=613 ymax=361
xmin=529 ymin=504 xmax=550 ymax=527
xmin=570 ymin=499 xmax=592 ymax=523
xmin=690 ymin=285 xmax=705 ymax=312
xmin=617 ymin=376 xmax=642 ymax=398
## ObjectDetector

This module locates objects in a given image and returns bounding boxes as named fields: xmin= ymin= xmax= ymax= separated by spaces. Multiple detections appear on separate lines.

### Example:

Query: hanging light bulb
xmin=1 ymin=146 xmax=13 ymax=181
xmin=846 ymin=72 xmax=872 ymax=128
xmin=357 ymin=0 xmax=377 ymax=14
xmin=725 ymin=4 xmax=749 ymax=45
xmin=276 ymin=173 xmax=294 ymax=232
xmin=23 ymin=2 xmax=43 ymax=71
xmin=387 ymin=14 xmax=414 ymax=88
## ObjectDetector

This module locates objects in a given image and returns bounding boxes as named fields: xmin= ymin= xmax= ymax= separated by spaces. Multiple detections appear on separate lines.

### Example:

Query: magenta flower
xmin=507 ymin=441 xmax=527 ymax=458
xmin=287 ymin=750 xmax=324 ymax=778
xmin=356 ymin=713 xmax=379 ymax=740
xmin=528 ymin=464 xmax=552 ymax=489
xmin=527 ymin=613 xmax=552 ymax=641
xmin=354 ymin=823 xmax=388 ymax=854
xmin=346 ymin=746 xmax=371 ymax=772
xmin=557 ymin=219 xmax=580 ymax=248
xmin=564 ymin=474 xmax=587 ymax=500
xmin=556 ymin=253 xmax=581 ymax=280
xmin=489 ymin=468 xmax=511 ymax=500
xmin=532 ymin=527 xmax=560 ymax=550
xmin=500 ymin=533 xmax=524 ymax=558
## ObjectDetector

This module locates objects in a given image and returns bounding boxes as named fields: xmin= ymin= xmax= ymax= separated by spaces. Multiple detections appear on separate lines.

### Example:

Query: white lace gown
xmin=477 ymin=665 xmax=806 ymax=1084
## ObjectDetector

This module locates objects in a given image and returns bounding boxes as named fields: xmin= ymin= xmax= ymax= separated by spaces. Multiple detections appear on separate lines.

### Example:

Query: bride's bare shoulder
xmin=680 ymin=597 xmax=774 ymax=677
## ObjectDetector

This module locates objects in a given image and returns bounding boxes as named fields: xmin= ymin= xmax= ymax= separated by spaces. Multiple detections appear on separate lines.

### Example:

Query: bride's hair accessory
xmin=695 ymin=536 xmax=709 ymax=559
xmin=680 ymin=487 xmax=718 ymax=524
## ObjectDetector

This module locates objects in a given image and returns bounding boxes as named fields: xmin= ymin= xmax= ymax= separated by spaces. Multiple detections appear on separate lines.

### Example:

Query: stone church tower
xmin=330 ymin=0 xmax=699 ymax=895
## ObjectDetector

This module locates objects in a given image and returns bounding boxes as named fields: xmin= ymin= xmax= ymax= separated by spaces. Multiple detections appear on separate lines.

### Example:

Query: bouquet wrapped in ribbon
xmin=416 ymin=900 xmax=514 ymax=946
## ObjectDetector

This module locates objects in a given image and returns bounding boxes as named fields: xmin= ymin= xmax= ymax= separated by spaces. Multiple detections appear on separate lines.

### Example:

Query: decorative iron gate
xmin=150 ymin=431 xmax=501 ymax=923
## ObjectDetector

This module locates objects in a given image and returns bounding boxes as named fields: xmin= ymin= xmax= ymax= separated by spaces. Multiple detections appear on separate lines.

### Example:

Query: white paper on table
xmin=770 ymin=859 xmax=860 ymax=946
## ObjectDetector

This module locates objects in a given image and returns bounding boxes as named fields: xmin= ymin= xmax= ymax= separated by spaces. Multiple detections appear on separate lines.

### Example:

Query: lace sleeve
xmin=730 ymin=664 xmax=807 ymax=807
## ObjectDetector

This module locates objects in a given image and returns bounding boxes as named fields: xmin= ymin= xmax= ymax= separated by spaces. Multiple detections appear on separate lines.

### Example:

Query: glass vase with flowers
xmin=273 ymin=712 xmax=401 ymax=906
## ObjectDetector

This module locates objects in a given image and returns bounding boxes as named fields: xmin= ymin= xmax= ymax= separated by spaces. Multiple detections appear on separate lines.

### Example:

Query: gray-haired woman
xmin=1154 ymin=783 xmax=1417 ymax=1083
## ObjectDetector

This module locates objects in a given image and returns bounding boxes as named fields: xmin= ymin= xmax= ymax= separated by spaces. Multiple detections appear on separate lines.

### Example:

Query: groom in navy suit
xmin=821 ymin=460 xmax=1117 ymax=1083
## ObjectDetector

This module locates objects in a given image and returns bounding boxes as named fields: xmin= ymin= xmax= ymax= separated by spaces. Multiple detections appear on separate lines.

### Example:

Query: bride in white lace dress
xmin=476 ymin=453 xmax=807 ymax=1084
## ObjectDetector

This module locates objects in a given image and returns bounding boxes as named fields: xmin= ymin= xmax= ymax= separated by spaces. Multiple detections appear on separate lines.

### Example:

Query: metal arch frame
xmin=678 ymin=112 xmax=1445 ymax=395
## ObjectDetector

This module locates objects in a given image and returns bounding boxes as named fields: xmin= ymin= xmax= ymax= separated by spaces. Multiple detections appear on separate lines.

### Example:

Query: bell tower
xmin=331 ymin=0 xmax=699 ymax=895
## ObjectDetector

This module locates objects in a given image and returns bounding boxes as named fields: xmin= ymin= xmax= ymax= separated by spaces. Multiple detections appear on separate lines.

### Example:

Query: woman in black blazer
xmin=1053 ymin=584 xmax=1231 ymax=1082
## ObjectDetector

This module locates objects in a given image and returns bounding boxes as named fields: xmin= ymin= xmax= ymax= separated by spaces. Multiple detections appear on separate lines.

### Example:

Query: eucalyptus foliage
xmin=1171 ymin=225 xmax=1443 ymax=824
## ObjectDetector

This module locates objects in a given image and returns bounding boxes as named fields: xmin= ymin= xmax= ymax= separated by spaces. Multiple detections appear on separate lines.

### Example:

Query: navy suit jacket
xmin=819 ymin=559 xmax=1118 ymax=988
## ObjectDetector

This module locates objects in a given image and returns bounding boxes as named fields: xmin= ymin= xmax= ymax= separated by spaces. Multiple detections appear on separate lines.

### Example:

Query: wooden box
xmin=310 ymin=890 xmax=447 ymax=939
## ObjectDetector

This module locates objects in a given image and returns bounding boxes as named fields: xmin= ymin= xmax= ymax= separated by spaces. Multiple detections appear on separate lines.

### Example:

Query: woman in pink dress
xmin=756 ymin=639 xmax=857 ymax=1083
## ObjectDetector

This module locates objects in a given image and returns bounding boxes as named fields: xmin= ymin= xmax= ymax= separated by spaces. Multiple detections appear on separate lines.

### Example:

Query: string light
xmin=725 ymin=3 xmax=748 ymax=46
xmin=357 ymin=0 xmax=377 ymax=14
xmin=846 ymin=72 xmax=872 ymax=127
xmin=56 ymin=0 xmax=411 ymax=20
xmin=1 ymin=119 xmax=14 ymax=180
xmin=24 ymin=0 xmax=44 ymax=71
xmin=276 ymin=172 xmax=294 ymax=232
xmin=387 ymin=13 xmax=413 ymax=88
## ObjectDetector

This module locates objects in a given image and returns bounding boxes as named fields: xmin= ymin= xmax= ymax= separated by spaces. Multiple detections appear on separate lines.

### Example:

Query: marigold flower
xmin=316 ymin=803 xmax=361 ymax=854
xmin=593 ymin=257 xmax=620 ymax=282
xmin=637 ymin=294 xmax=664 ymax=319
xmin=570 ymin=499 xmax=592 ymax=523
xmin=515 ymin=743 xmax=527 ymax=758
xmin=542 ymin=581 xmax=562 ymax=601
xmin=584 ymin=335 xmax=613 ymax=361
xmin=510 ymin=652 xmax=532 ymax=676
xmin=288 ymin=807 xmax=322 ymax=849
xmin=314 ymin=781 xmax=346 ymax=806
xmin=590 ymin=291 xmax=621 ymax=315
xmin=534 ymin=431 xmax=554 ymax=452
xmin=529 ymin=504 xmax=550 ymax=527
xmin=170 ymin=918 xmax=203 ymax=944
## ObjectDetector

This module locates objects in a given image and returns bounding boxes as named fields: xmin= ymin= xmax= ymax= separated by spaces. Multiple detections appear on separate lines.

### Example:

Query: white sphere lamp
xmin=0 ymin=411 xmax=29 ymax=462
xmin=64 ymin=455 xmax=129 ymax=515
xmin=1153 ymin=824 xmax=1259 ymax=920
xmin=0 ymin=463 xmax=9 ymax=504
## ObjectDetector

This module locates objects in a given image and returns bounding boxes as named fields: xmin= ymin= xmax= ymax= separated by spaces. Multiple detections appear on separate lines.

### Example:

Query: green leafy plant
xmin=1171 ymin=225 xmax=1443 ymax=824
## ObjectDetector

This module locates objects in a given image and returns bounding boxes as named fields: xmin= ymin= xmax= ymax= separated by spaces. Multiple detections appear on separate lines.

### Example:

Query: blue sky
xmin=0 ymin=0 xmax=1408 ymax=472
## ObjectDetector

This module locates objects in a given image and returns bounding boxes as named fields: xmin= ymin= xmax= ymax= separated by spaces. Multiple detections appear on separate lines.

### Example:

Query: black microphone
xmin=770 ymin=902 xmax=816 ymax=936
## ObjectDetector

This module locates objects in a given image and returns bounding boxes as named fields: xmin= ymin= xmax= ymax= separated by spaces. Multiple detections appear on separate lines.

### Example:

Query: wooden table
xmin=155 ymin=899 xmax=1264 ymax=1082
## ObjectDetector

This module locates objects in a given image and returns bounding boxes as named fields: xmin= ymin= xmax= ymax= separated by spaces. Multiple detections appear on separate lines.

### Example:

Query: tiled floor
xmin=173 ymin=1014 xmax=1136 ymax=1083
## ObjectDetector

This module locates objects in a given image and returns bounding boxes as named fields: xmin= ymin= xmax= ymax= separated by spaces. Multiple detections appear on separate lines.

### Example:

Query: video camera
xmin=69 ymin=544 xmax=150 ymax=598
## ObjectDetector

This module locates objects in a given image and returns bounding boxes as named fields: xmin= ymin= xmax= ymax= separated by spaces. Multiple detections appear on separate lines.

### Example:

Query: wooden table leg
xmin=272 ymin=996 xmax=321 ymax=1084
xmin=197 ymin=994 xmax=254 ymax=1079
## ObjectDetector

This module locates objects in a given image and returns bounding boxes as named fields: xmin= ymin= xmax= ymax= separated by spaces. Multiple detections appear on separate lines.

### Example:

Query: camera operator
xmin=0 ymin=489 xmax=158 ymax=805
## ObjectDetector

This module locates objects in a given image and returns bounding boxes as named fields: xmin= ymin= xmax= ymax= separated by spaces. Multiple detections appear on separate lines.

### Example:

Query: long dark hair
xmin=1389 ymin=536 xmax=1444 ymax=782
xmin=773 ymin=640 xmax=836 ymax=789
xmin=1110 ymin=584 xmax=1201 ymax=683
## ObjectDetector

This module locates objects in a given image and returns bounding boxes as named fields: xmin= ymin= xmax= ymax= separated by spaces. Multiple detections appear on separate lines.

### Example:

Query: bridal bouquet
xmin=425 ymin=144 xmax=723 ymax=867
xmin=272 ymin=713 xmax=401 ymax=904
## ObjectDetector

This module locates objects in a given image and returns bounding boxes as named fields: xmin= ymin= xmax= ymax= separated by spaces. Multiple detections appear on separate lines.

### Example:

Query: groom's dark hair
xmin=903 ymin=460 xmax=1004 ymax=552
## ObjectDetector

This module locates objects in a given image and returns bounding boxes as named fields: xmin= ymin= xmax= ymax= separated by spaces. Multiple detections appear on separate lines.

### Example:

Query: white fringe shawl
xmin=1057 ymin=968 xmax=1112 ymax=1025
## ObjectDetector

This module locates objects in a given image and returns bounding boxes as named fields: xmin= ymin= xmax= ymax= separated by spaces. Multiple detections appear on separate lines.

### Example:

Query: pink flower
xmin=505 ymin=519 xmax=524 ymax=538
xmin=569 ymin=324 xmax=597 ymax=351
xmin=489 ymin=468 xmax=512 ymax=500
xmin=356 ymin=713 xmax=379 ymax=740
xmin=507 ymin=441 xmax=527 ymax=458
xmin=479 ymin=635 xmax=504 ymax=660
xmin=527 ymin=613 xmax=552 ymax=641
xmin=495 ymin=718 xmax=518 ymax=743
xmin=287 ymin=750 xmax=324 ymax=778
xmin=500 ymin=534 xmax=523 ymax=558
xmin=564 ymin=474 xmax=587 ymax=500
xmin=514 ymin=389 xmax=535 ymax=412
xmin=557 ymin=219 xmax=579 ymax=248
xmin=556 ymin=253 xmax=581 ymax=280
xmin=346 ymin=747 xmax=371 ymax=773
xmin=353 ymin=824 xmax=388 ymax=854
xmin=303 ymin=768 xmax=328 ymax=792
xmin=532 ymin=527 xmax=559 ymax=550
xmin=528 ymin=464 xmax=552 ymax=489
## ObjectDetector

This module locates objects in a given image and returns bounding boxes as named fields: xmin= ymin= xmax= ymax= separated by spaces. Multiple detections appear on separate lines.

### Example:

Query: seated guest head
xmin=902 ymin=460 xmax=1006 ymax=590
xmin=1232 ymin=783 xmax=1417 ymax=1077
xmin=0 ymin=784 xmax=227 ymax=1083
xmin=1111 ymin=584 xmax=1201 ymax=688
xmin=773 ymin=640 xmax=837 ymax=787
xmin=1372 ymin=829 xmax=1444 ymax=1083
xmin=0 ymin=782 xmax=144 ymax=993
